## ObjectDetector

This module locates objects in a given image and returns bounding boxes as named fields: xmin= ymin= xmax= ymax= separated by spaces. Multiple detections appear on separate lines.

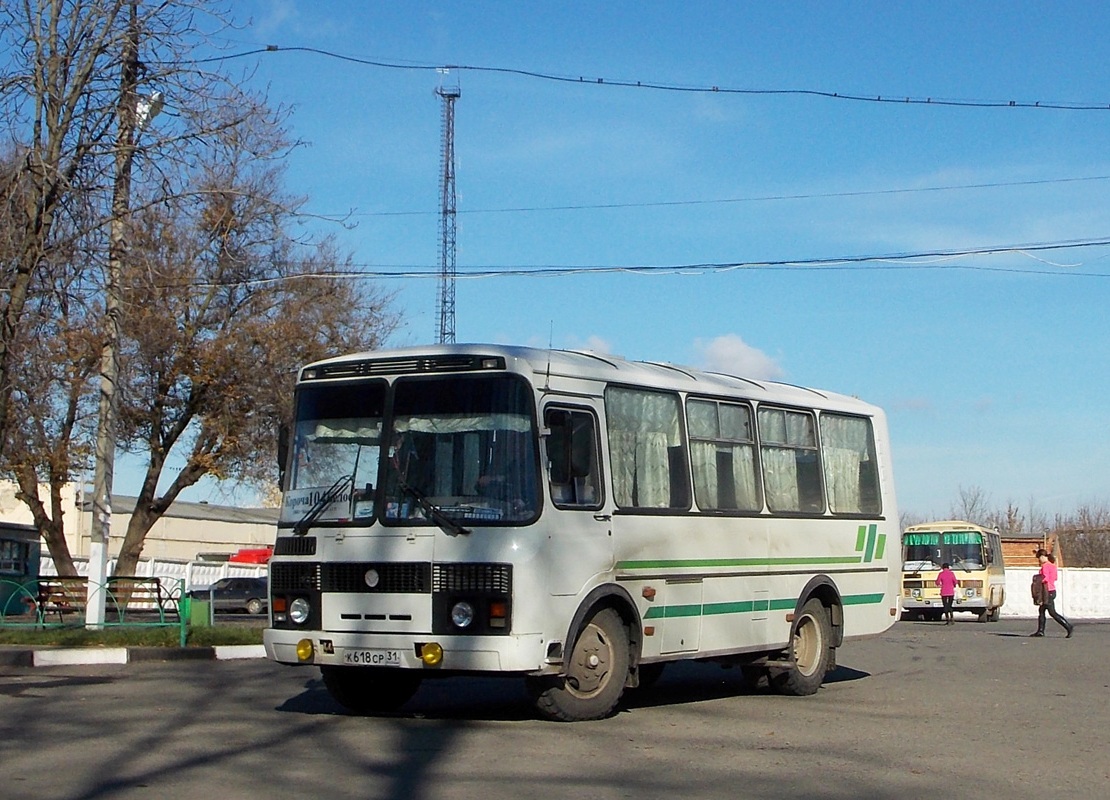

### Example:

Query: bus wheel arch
xmin=770 ymin=579 xmax=842 ymax=696
xmin=528 ymin=586 xmax=639 ymax=721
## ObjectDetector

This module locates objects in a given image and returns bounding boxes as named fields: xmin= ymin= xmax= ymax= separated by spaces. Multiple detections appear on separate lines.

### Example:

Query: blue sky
xmin=157 ymin=2 xmax=1110 ymax=519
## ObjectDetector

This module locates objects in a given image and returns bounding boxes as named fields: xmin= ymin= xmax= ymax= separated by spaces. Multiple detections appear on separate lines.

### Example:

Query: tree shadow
xmin=276 ymin=658 xmax=873 ymax=722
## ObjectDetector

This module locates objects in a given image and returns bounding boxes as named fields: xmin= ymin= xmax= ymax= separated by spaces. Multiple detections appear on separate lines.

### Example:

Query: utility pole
xmin=435 ymin=79 xmax=460 ymax=344
xmin=88 ymin=0 xmax=153 ymax=626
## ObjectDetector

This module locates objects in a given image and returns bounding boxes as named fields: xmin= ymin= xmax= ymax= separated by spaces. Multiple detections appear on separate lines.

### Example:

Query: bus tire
xmin=320 ymin=666 xmax=422 ymax=714
xmin=770 ymin=598 xmax=833 ymax=697
xmin=529 ymin=607 xmax=629 ymax=721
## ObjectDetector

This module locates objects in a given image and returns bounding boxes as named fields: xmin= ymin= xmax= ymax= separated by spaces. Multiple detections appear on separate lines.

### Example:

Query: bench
xmin=35 ymin=576 xmax=175 ymax=622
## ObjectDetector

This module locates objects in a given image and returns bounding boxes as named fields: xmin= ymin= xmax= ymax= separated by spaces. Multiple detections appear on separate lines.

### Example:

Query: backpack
xmin=1030 ymin=573 xmax=1046 ymax=605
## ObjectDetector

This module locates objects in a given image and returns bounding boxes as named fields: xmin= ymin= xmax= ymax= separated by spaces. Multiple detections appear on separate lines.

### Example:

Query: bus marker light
xmin=421 ymin=642 xmax=444 ymax=666
xmin=785 ymin=613 xmax=796 ymax=623
xmin=296 ymin=639 xmax=314 ymax=662
xmin=644 ymin=626 xmax=655 ymax=636
xmin=642 ymin=586 xmax=657 ymax=600
xmin=489 ymin=600 xmax=508 ymax=627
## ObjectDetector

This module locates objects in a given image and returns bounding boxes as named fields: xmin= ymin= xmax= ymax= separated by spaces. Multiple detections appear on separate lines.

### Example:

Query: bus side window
xmin=545 ymin=407 xmax=602 ymax=509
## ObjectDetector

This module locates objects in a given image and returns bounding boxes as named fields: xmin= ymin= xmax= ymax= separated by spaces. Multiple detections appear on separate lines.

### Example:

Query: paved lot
xmin=1 ymin=618 xmax=1104 ymax=800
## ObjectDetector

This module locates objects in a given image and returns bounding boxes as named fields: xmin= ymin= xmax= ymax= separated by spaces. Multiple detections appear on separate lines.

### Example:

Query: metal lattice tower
xmin=435 ymin=83 xmax=460 ymax=344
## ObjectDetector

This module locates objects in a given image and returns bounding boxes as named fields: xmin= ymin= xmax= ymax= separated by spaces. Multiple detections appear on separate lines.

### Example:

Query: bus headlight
xmin=965 ymin=587 xmax=978 ymax=598
xmin=289 ymin=597 xmax=311 ymax=625
xmin=450 ymin=601 xmax=475 ymax=629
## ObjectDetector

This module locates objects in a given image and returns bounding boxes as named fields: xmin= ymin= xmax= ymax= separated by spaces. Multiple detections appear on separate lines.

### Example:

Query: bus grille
xmin=271 ymin=562 xmax=510 ymax=595
xmin=273 ymin=536 xmax=317 ymax=556
xmin=271 ymin=562 xmax=321 ymax=592
xmin=321 ymin=562 xmax=430 ymax=593
xmin=433 ymin=563 xmax=512 ymax=594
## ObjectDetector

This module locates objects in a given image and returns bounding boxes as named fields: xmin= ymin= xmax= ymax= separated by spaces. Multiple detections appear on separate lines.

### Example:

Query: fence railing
xmin=0 ymin=575 xmax=188 ymax=646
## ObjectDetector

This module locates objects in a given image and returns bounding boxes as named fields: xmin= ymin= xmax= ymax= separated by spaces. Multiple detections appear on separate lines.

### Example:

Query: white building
xmin=0 ymin=482 xmax=279 ymax=563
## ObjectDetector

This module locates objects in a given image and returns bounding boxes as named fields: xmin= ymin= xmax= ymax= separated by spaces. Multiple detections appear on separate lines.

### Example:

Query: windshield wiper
xmin=293 ymin=474 xmax=354 ymax=536
xmin=396 ymin=475 xmax=470 ymax=537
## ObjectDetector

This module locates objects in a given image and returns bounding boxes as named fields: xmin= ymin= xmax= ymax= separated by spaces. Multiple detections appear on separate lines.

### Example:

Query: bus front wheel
xmin=770 ymin=598 xmax=833 ymax=697
xmin=529 ymin=607 xmax=630 ymax=721
xmin=320 ymin=666 xmax=422 ymax=714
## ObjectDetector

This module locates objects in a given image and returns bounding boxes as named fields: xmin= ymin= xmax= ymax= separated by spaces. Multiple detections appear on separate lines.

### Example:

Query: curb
xmin=0 ymin=644 xmax=267 ymax=667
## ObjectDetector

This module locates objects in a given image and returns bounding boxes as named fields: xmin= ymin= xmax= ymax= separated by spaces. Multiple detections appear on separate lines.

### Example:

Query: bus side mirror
xmin=277 ymin=421 xmax=290 ymax=491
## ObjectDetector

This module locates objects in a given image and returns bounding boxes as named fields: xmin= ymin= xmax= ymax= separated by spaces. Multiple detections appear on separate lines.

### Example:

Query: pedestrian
xmin=935 ymin=562 xmax=958 ymax=625
xmin=1030 ymin=548 xmax=1074 ymax=638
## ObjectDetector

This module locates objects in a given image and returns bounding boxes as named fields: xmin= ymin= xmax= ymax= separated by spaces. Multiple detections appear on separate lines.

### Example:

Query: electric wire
xmin=149 ymin=237 xmax=1110 ymax=290
xmin=178 ymin=45 xmax=1110 ymax=111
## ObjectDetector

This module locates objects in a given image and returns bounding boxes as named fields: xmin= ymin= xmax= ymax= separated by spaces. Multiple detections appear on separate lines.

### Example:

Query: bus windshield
xmin=382 ymin=374 xmax=540 ymax=525
xmin=281 ymin=381 xmax=387 ymax=526
xmin=902 ymin=531 xmax=985 ymax=571
xmin=281 ymin=374 xmax=541 ymax=528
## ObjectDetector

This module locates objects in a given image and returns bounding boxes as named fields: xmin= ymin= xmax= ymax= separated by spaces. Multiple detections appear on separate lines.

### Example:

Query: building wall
xmin=0 ymin=482 xmax=278 ymax=564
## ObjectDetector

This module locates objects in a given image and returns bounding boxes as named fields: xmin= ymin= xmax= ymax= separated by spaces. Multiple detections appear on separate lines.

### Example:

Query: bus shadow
xmin=277 ymin=660 xmax=872 ymax=722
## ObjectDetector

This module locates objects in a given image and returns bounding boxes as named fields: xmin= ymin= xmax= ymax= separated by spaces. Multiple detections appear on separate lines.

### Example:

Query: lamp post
xmin=86 ymin=2 xmax=159 ymax=628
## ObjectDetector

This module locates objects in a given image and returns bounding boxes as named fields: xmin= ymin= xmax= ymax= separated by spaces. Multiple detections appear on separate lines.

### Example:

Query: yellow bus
xmin=901 ymin=521 xmax=1005 ymax=622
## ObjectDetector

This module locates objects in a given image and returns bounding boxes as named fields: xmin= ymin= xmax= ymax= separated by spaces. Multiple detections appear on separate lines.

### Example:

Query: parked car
xmin=189 ymin=577 xmax=268 ymax=615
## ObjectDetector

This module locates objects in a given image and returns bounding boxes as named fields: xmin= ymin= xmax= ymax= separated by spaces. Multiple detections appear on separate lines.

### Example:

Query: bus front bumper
xmin=901 ymin=596 xmax=988 ymax=611
xmin=264 ymin=628 xmax=548 ymax=674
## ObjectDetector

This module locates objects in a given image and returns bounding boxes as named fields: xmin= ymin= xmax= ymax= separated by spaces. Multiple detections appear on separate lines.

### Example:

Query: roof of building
xmin=82 ymin=495 xmax=281 ymax=526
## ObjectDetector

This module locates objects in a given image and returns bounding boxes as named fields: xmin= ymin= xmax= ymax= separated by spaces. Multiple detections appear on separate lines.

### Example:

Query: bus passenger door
xmin=543 ymin=404 xmax=615 ymax=596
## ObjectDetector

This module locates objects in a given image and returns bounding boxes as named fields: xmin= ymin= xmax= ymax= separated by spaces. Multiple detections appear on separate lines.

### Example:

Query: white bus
xmin=264 ymin=344 xmax=900 ymax=721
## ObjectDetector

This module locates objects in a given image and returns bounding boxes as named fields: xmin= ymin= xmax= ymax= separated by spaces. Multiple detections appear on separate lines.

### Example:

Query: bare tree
xmin=110 ymin=113 xmax=397 ymax=575
xmin=1054 ymin=504 xmax=1110 ymax=567
xmin=948 ymin=485 xmax=993 ymax=526
xmin=0 ymin=2 xmax=400 ymax=581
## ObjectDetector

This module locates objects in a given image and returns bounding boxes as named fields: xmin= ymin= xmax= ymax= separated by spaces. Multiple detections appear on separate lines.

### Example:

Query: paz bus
xmin=263 ymin=344 xmax=901 ymax=721
xmin=901 ymin=521 xmax=1005 ymax=622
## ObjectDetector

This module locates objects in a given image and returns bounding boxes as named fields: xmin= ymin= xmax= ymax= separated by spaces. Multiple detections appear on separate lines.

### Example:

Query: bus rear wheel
xmin=528 ymin=607 xmax=629 ymax=721
xmin=320 ymin=666 xmax=422 ymax=714
xmin=770 ymin=598 xmax=833 ymax=697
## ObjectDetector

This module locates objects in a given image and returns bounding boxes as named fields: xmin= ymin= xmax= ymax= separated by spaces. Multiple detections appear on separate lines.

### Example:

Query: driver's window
xmin=545 ymin=407 xmax=603 ymax=509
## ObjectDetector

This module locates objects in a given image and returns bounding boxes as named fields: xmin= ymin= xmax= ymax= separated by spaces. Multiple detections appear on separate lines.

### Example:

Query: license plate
xmin=343 ymin=649 xmax=401 ymax=666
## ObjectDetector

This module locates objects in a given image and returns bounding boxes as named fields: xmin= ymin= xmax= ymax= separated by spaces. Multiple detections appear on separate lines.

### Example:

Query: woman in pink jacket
xmin=935 ymin=563 xmax=959 ymax=625
xmin=1031 ymin=549 xmax=1074 ymax=638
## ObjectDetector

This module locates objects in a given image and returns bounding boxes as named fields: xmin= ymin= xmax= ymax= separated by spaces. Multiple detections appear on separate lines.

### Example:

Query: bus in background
xmin=901 ymin=521 xmax=1005 ymax=622
xmin=264 ymin=344 xmax=901 ymax=721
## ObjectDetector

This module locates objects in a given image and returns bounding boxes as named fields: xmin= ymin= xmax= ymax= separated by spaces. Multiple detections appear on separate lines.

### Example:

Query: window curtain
xmin=762 ymin=447 xmax=800 ymax=511
xmin=820 ymin=414 xmax=873 ymax=513
xmin=691 ymin=441 xmax=758 ymax=510
xmin=607 ymin=388 xmax=681 ymax=508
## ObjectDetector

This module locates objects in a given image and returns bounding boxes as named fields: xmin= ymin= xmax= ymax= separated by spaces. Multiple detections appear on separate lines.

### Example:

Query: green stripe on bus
xmin=864 ymin=524 xmax=877 ymax=562
xmin=616 ymin=556 xmax=862 ymax=571
xmin=643 ymin=593 xmax=885 ymax=620
xmin=874 ymin=534 xmax=886 ymax=560
xmin=855 ymin=525 xmax=867 ymax=552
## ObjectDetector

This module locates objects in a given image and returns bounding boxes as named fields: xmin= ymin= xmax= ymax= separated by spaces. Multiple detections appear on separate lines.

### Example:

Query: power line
xmin=179 ymin=46 xmax=1110 ymax=111
xmin=148 ymin=236 xmax=1110 ymax=290
xmin=322 ymin=174 xmax=1110 ymax=219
